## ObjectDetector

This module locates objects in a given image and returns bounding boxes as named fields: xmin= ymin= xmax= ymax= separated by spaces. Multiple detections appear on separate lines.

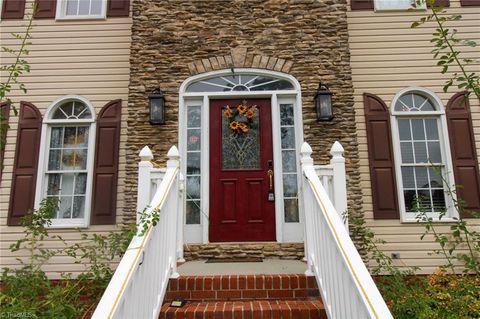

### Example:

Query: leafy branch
xmin=412 ymin=0 xmax=480 ymax=100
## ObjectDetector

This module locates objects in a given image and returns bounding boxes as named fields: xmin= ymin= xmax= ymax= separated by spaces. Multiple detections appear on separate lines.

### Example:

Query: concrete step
xmin=159 ymin=299 xmax=327 ymax=319
xmin=164 ymin=274 xmax=320 ymax=302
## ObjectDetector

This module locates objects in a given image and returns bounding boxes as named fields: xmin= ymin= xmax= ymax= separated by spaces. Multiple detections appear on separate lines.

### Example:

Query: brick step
xmin=159 ymin=299 xmax=327 ymax=319
xmin=165 ymin=274 xmax=319 ymax=302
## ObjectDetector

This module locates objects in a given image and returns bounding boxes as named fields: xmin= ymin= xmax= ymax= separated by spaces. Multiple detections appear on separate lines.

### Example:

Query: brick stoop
xmin=160 ymin=274 xmax=326 ymax=318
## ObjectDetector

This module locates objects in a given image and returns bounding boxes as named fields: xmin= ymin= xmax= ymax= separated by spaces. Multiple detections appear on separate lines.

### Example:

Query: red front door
xmin=209 ymin=98 xmax=276 ymax=242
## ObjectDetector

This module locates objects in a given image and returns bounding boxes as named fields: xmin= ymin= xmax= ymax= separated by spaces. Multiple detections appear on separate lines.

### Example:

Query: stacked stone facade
xmin=124 ymin=0 xmax=362 ymax=228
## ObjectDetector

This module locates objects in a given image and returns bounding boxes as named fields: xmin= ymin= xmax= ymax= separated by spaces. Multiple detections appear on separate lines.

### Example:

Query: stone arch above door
xmin=187 ymin=47 xmax=294 ymax=76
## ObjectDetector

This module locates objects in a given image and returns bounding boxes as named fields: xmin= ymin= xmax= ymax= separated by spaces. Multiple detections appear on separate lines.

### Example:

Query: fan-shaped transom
xmin=186 ymin=74 xmax=294 ymax=93
xmin=394 ymin=93 xmax=437 ymax=112
xmin=51 ymin=100 xmax=92 ymax=120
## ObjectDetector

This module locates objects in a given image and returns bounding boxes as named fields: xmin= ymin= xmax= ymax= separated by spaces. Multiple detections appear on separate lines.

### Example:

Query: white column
xmin=137 ymin=146 xmax=154 ymax=225
xmin=330 ymin=141 xmax=348 ymax=230
xmin=300 ymin=142 xmax=315 ymax=276
xmin=166 ymin=146 xmax=181 ymax=278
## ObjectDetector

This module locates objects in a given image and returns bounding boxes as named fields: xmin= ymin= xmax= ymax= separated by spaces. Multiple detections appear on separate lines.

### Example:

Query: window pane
xmin=48 ymin=150 xmax=61 ymax=170
xmin=66 ymin=0 xmax=78 ymax=15
xmin=281 ymin=127 xmax=295 ymax=149
xmin=50 ymin=127 xmax=63 ymax=148
xmin=284 ymin=199 xmax=299 ymax=222
xmin=78 ymin=0 xmax=90 ymax=15
xmin=76 ymin=127 xmax=89 ymax=147
xmin=412 ymin=119 xmax=425 ymax=140
xmin=432 ymin=190 xmax=446 ymax=211
xmin=47 ymin=174 xmax=61 ymax=195
xmin=64 ymin=127 xmax=77 ymax=147
xmin=400 ymin=142 xmax=414 ymax=163
xmin=425 ymin=119 xmax=439 ymax=140
xmin=61 ymin=174 xmax=75 ymax=195
xmin=427 ymin=142 xmax=441 ymax=163
xmin=398 ymin=119 xmax=411 ymax=141
xmin=90 ymin=0 xmax=102 ymax=15
xmin=417 ymin=190 xmax=433 ymax=212
xmin=283 ymin=174 xmax=298 ymax=197
xmin=403 ymin=190 xmax=416 ymax=212
xmin=75 ymin=173 xmax=87 ymax=194
xmin=186 ymin=200 xmax=201 ymax=224
xmin=186 ymin=176 xmax=201 ymax=199
xmin=73 ymin=102 xmax=91 ymax=119
xmin=187 ymin=129 xmax=201 ymax=151
xmin=414 ymin=142 xmax=428 ymax=163
xmin=282 ymin=150 xmax=296 ymax=173
xmin=401 ymin=167 xmax=415 ymax=188
xmin=187 ymin=106 xmax=201 ymax=127
xmin=187 ymin=152 xmax=201 ymax=175
xmin=280 ymin=104 xmax=294 ymax=126
xmin=415 ymin=167 xmax=429 ymax=189
xmin=72 ymin=196 xmax=85 ymax=218
xmin=428 ymin=167 xmax=443 ymax=188
xmin=59 ymin=197 xmax=73 ymax=219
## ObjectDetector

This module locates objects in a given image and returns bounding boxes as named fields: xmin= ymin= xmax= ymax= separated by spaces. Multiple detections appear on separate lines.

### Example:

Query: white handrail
xmin=301 ymin=142 xmax=393 ymax=319
xmin=92 ymin=146 xmax=181 ymax=319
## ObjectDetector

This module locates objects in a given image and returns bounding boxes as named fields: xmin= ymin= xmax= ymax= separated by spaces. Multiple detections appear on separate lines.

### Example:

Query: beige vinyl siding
xmin=0 ymin=1 xmax=131 ymax=279
xmin=348 ymin=0 xmax=480 ymax=274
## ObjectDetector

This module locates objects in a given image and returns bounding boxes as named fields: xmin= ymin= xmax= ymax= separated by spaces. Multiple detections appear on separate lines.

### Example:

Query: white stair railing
xmin=301 ymin=142 xmax=393 ymax=319
xmin=92 ymin=146 xmax=182 ymax=319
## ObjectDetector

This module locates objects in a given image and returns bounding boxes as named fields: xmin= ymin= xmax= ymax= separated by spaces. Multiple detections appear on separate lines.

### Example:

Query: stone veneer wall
xmin=124 ymin=0 xmax=362 ymax=227
xmin=184 ymin=243 xmax=305 ymax=261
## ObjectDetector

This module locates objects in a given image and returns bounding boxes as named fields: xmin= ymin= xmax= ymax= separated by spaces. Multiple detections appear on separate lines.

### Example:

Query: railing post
xmin=177 ymin=173 xmax=185 ymax=263
xmin=300 ymin=142 xmax=315 ymax=276
xmin=137 ymin=146 xmax=154 ymax=225
xmin=167 ymin=146 xmax=181 ymax=278
xmin=330 ymin=141 xmax=348 ymax=230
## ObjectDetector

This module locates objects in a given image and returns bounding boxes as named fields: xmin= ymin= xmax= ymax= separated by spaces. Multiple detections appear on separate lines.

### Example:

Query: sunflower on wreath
xmin=223 ymin=100 xmax=257 ymax=134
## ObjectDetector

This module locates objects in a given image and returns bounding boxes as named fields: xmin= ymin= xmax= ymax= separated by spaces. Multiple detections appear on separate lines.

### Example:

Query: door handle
xmin=267 ymin=169 xmax=274 ymax=190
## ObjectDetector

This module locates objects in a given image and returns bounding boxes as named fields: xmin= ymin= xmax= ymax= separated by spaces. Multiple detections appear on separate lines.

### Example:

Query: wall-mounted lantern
xmin=314 ymin=82 xmax=333 ymax=122
xmin=148 ymin=88 xmax=165 ymax=125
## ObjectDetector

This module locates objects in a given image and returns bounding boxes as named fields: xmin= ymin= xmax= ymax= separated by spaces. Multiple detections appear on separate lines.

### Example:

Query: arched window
xmin=185 ymin=74 xmax=295 ymax=92
xmin=40 ymin=97 xmax=95 ymax=227
xmin=391 ymin=88 xmax=456 ymax=220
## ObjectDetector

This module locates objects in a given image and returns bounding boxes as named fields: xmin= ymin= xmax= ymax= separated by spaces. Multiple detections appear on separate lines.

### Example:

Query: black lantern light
xmin=148 ymin=88 xmax=165 ymax=125
xmin=314 ymin=82 xmax=333 ymax=122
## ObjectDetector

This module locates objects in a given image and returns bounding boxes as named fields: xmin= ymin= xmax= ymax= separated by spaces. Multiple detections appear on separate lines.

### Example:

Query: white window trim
xmin=374 ymin=0 xmax=426 ymax=11
xmin=35 ymin=95 xmax=96 ymax=228
xmin=55 ymin=0 xmax=107 ymax=20
xmin=179 ymin=68 xmax=304 ymax=244
xmin=390 ymin=87 xmax=458 ymax=223
xmin=0 ymin=0 xmax=3 ymax=21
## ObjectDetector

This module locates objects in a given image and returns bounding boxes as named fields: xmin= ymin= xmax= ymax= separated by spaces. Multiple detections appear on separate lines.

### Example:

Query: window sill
xmin=55 ymin=15 xmax=106 ymax=21
xmin=47 ymin=220 xmax=89 ymax=229
xmin=401 ymin=217 xmax=459 ymax=223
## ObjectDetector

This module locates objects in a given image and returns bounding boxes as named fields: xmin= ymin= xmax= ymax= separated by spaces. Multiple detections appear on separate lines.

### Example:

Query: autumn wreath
xmin=223 ymin=101 xmax=257 ymax=134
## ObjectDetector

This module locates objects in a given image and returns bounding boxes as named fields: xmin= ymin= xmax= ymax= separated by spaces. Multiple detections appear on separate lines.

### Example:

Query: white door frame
xmin=178 ymin=68 xmax=304 ymax=243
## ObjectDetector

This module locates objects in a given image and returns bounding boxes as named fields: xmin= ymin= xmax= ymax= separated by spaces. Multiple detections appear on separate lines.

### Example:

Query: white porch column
xmin=300 ymin=142 xmax=315 ymax=276
xmin=330 ymin=141 xmax=348 ymax=230
xmin=137 ymin=146 xmax=154 ymax=225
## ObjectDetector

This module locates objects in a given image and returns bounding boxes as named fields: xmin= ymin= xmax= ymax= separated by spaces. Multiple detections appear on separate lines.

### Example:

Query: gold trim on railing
xmin=107 ymin=168 xmax=179 ymax=319
xmin=306 ymin=177 xmax=380 ymax=319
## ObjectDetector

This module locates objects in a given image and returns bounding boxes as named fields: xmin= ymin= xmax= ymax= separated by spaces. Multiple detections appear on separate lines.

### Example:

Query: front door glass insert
xmin=221 ymin=104 xmax=261 ymax=169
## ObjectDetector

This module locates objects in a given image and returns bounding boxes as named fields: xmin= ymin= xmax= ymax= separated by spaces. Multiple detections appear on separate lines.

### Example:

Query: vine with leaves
xmin=412 ymin=0 xmax=480 ymax=100
xmin=0 ymin=3 xmax=35 ymax=159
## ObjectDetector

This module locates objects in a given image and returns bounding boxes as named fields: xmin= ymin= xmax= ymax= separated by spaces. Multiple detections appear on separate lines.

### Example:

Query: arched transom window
xmin=392 ymin=89 xmax=454 ymax=220
xmin=186 ymin=74 xmax=294 ymax=92
xmin=43 ymin=98 xmax=95 ymax=226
